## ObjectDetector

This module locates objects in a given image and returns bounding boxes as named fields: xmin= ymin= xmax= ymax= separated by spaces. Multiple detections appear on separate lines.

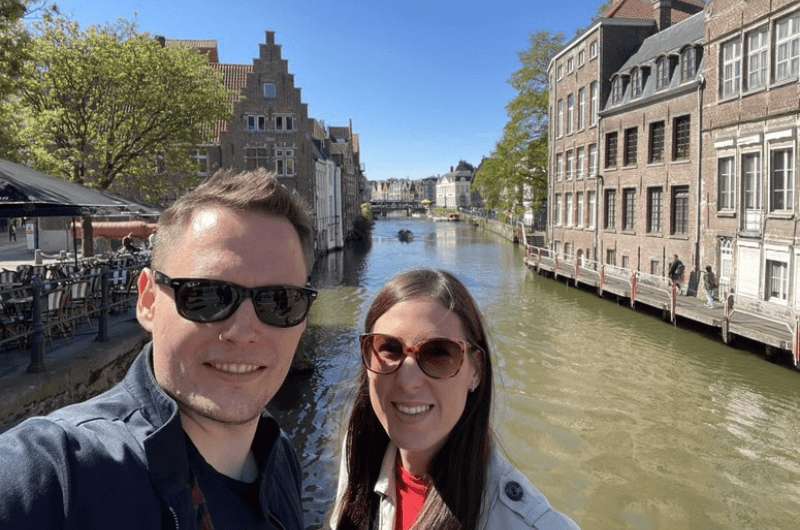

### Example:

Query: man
xmin=0 ymin=168 xmax=316 ymax=529
xmin=704 ymin=265 xmax=719 ymax=308
xmin=668 ymin=254 xmax=685 ymax=295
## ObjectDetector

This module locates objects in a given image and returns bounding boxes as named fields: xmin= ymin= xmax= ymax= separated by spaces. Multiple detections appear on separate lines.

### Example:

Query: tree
xmin=14 ymin=16 xmax=230 ymax=204
xmin=473 ymin=31 xmax=563 ymax=219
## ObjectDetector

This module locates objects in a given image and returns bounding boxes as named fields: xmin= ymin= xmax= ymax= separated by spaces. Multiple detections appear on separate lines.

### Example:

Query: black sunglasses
xmin=360 ymin=332 xmax=482 ymax=379
xmin=154 ymin=270 xmax=317 ymax=328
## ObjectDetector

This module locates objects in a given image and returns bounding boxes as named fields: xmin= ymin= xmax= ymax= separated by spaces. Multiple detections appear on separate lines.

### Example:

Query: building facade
xmin=702 ymin=0 xmax=800 ymax=314
xmin=436 ymin=162 xmax=475 ymax=208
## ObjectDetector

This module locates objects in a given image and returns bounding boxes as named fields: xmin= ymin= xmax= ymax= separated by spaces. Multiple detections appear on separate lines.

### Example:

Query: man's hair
xmin=151 ymin=168 xmax=313 ymax=271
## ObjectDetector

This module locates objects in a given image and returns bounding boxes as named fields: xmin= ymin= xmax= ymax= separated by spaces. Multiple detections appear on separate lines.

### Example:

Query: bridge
xmin=369 ymin=200 xmax=427 ymax=217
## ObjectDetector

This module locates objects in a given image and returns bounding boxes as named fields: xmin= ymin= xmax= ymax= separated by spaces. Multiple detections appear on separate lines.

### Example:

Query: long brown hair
xmin=336 ymin=269 xmax=493 ymax=530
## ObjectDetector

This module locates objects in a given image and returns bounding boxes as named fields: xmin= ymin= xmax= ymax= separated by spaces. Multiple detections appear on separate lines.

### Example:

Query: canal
xmin=269 ymin=218 xmax=800 ymax=530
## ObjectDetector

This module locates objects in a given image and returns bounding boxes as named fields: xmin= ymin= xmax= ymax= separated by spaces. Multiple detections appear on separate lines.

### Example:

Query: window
xmin=621 ymin=255 xmax=630 ymax=269
xmin=746 ymin=26 xmax=769 ymax=90
xmin=671 ymin=186 xmax=689 ymax=235
xmin=578 ymin=87 xmax=586 ymax=130
xmin=604 ymin=189 xmax=616 ymax=230
xmin=590 ymin=40 xmax=598 ymax=59
xmin=554 ymin=194 xmax=562 ymax=225
xmin=648 ymin=121 xmax=665 ymax=163
xmin=681 ymin=46 xmax=697 ymax=82
xmin=766 ymin=260 xmax=789 ymax=302
xmin=246 ymin=114 xmax=266 ymax=132
xmin=605 ymin=132 xmax=618 ymax=168
xmin=721 ymin=39 xmax=741 ymax=98
xmin=624 ymin=127 xmax=638 ymax=166
xmin=656 ymin=56 xmax=670 ymax=90
xmin=631 ymin=68 xmax=643 ymax=98
xmin=556 ymin=153 xmax=564 ymax=180
xmin=567 ymin=56 xmax=574 ymax=73
xmin=770 ymin=148 xmax=794 ymax=212
xmin=612 ymin=77 xmax=624 ymax=104
xmin=578 ymin=49 xmax=585 ymax=67
xmin=566 ymin=150 xmax=575 ymax=179
xmin=275 ymin=147 xmax=295 ymax=176
xmin=588 ymin=191 xmax=596 ymax=229
xmin=263 ymin=82 xmax=277 ymax=98
xmin=565 ymin=193 xmax=574 ymax=226
xmin=590 ymin=81 xmax=598 ymax=126
xmin=275 ymin=114 xmax=295 ymax=132
xmin=566 ymin=94 xmax=574 ymax=134
xmin=622 ymin=188 xmax=636 ymax=231
xmin=650 ymin=259 xmax=661 ymax=276
xmin=775 ymin=13 xmax=800 ymax=82
xmin=742 ymin=152 xmax=762 ymax=211
xmin=647 ymin=187 xmax=662 ymax=233
xmin=589 ymin=144 xmax=598 ymax=175
xmin=672 ymin=116 xmax=690 ymax=160
xmin=577 ymin=147 xmax=586 ymax=179
xmin=244 ymin=147 xmax=270 ymax=170
xmin=606 ymin=248 xmax=616 ymax=265
xmin=190 ymin=148 xmax=209 ymax=176
xmin=577 ymin=192 xmax=585 ymax=227
xmin=557 ymin=64 xmax=564 ymax=80
xmin=718 ymin=157 xmax=735 ymax=211
xmin=557 ymin=99 xmax=564 ymax=137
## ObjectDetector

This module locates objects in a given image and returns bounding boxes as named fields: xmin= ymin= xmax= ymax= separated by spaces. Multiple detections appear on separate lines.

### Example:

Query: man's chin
xmin=179 ymin=397 xmax=265 ymax=426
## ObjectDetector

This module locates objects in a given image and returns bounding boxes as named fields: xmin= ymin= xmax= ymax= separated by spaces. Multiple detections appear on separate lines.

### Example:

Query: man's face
xmin=137 ymin=207 xmax=308 ymax=425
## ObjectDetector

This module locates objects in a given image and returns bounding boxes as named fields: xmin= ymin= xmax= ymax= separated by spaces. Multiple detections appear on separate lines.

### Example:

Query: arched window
xmin=681 ymin=46 xmax=697 ymax=81
xmin=656 ymin=56 xmax=670 ymax=90
xmin=631 ymin=68 xmax=642 ymax=98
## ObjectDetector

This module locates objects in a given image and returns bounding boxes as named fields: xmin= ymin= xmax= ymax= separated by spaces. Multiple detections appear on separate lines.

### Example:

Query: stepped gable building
xmin=701 ymin=0 xmax=800 ymax=313
xmin=548 ymin=0 xmax=704 ymax=262
xmin=599 ymin=11 xmax=705 ymax=275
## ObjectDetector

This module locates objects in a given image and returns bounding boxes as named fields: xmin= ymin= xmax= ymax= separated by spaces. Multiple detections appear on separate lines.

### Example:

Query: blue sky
xmin=51 ymin=0 xmax=604 ymax=181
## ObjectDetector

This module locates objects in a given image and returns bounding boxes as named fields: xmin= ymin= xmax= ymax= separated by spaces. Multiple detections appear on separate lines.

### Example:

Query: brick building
xmin=702 ymin=0 xmax=800 ymax=313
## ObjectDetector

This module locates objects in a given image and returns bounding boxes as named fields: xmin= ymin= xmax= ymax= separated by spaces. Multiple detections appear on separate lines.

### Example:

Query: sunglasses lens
xmin=363 ymin=334 xmax=404 ymax=373
xmin=176 ymin=280 xmax=237 ymax=322
xmin=418 ymin=339 xmax=464 ymax=378
xmin=253 ymin=287 xmax=312 ymax=327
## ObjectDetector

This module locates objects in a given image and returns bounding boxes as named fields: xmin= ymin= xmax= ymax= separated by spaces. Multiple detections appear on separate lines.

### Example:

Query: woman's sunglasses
xmin=360 ymin=332 xmax=482 ymax=379
xmin=154 ymin=270 xmax=318 ymax=328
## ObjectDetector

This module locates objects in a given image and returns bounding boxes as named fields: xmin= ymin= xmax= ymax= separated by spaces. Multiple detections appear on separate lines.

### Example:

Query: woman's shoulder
xmin=483 ymin=448 xmax=581 ymax=530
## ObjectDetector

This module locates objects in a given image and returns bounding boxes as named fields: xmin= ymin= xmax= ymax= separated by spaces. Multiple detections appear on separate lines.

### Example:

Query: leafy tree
xmin=13 ymin=16 xmax=230 ymax=204
xmin=474 ymin=31 xmax=563 ymax=220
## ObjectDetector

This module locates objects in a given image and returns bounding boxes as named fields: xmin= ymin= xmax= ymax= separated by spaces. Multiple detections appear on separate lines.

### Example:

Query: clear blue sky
xmin=51 ymin=0 xmax=604 ymax=181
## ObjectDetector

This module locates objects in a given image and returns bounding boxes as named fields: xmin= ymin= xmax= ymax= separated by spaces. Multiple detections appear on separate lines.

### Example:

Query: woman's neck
xmin=397 ymin=447 xmax=435 ymax=477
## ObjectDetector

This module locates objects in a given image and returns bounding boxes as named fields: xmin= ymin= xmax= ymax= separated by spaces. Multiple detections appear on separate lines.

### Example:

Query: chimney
xmin=652 ymin=0 xmax=672 ymax=30
xmin=266 ymin=31 xmax=275 ymax=45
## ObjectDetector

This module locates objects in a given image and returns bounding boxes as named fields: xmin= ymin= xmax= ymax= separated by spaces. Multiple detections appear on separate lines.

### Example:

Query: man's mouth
xmin=207 ymin=362 xmax=264 ymax=375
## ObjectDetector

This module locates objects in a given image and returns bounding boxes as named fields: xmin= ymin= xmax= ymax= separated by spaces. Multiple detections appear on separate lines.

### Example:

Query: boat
xmin=447 ymin=213 xmax=461 ymax=222
xmin=397 ymin=229 xmax=414 ymax=242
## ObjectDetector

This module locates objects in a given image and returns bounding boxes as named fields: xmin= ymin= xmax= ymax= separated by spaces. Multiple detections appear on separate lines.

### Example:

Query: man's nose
xmin=219 ymin=297 xmax=266 ymax=343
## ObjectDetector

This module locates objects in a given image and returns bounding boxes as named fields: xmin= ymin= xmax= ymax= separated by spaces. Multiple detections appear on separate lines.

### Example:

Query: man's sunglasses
xmin=359 ymin=332 xmax=482 ymax=379
xmin=154 ymin=270 xmax=318 ymax=328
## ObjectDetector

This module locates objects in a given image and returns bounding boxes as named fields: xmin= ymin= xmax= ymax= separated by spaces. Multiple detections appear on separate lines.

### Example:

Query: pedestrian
xmin=8 ymin=221 xmax=16 ymax=243
xmin=0 ymin=168 xmax=316 ymax=530
xmin=330 ymin=269 xmax=580 ymax=530
xmin=668 ymin=254 xmax=685 ymax=295
xmin=704 ymin=265 xmax=719 ymax=308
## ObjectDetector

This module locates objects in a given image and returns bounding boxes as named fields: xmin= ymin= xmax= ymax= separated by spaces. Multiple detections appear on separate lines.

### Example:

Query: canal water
xmin=269 ymin=218 xmax=800 ymax=530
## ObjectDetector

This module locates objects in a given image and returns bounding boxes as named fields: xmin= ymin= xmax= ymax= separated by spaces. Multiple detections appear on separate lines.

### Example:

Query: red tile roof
xmin=210 ymin=63 xmax=253 ymax=143
xmin=605 ymin=0 xmax=704 ymax=23
xmin=165 ymin=39 xmax=219 ymax=63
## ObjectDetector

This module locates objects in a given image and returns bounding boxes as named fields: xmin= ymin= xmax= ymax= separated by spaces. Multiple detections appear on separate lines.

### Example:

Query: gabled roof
xmin=209 ymin=63 xmax=253 ymax=142
xmin=618 ymin=10 xmax=704 ymax=72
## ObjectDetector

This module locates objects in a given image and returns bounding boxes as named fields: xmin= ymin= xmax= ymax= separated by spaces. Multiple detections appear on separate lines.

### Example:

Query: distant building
xmin=436 ymin=161 xmax=475 ymax=208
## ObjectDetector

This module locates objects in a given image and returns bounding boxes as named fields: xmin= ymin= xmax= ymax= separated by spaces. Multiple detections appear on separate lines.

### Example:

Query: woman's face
xmin=367 ymin=297 xmax=479 ymax=472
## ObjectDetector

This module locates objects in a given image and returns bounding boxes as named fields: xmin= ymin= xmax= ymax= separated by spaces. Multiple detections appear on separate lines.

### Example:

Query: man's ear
xmin=136 ymin=267 xmax=156 ymax=333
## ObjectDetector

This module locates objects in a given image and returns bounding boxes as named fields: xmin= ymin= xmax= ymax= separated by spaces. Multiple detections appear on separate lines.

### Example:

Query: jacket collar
xmin=373 ymin=442 xmax=398 ymax=504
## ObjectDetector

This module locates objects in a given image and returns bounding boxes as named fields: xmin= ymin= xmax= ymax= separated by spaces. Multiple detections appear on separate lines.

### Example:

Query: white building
xmin=311 ymin=123 xmax=344 ymax=254
xmin=436 ymin=162 xmax=474 ymax=208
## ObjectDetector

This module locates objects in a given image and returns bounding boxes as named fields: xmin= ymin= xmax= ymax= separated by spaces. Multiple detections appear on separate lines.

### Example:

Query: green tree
xmin=473 ymin=31 xmax=563 ymax=218
xmin=14 ymin=16 xmax=229 ymax=204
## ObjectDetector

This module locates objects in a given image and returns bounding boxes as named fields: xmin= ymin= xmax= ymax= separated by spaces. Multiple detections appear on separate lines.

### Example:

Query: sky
xmin=50 ymin=0 xmax=605 ymax=181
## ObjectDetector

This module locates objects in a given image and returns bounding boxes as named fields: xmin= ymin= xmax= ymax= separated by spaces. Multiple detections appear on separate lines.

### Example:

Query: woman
xmin=331 ymin=269 xmax=579 ymax=530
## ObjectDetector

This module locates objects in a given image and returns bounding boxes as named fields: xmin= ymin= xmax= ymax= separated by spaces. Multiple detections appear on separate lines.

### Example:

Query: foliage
xmin=360 ymin=202 xmax=374 ymax=223
xmin=473 ymin=31 xmax=563 ymax=218
xmin=9 ymin=15 xmax=230 ymax=204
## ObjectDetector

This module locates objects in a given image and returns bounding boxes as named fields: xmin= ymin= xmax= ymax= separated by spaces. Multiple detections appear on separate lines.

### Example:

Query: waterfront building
xmin=701 ymin=0 xmax=800 ymax=314
xmin=311 ymin=119 xmax=344 ymax=254
xmin=547 ymin=0 xmax=704 ymax=263
xmin=420 ymin=176 xmax=438 ymax=202
xmin=436 ymin=161 xmax=475 ymax=208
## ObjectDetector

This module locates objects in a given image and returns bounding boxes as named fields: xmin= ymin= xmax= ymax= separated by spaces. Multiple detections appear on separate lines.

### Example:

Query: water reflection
xmin=271 ymin=219 xmax=800 ymax=530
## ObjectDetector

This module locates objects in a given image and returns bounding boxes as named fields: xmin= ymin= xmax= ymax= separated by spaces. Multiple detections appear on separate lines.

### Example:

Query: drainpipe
xmin=695 ymin=75 xmax=705 ymax=274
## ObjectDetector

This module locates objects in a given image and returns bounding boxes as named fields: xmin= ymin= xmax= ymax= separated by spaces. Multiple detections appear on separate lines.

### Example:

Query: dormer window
xmin=656 ymin=56 xmax=670 ymax=90
xmin=680 ymin=46 xmax=697 ymax=82
xmin=631 ymin=68 xmax=643 ymax=98
xmin=612 ymin=76 xmax=625 ymax=104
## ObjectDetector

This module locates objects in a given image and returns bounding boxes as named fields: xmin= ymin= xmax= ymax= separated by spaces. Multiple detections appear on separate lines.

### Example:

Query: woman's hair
xmin=336 ymin=269 xmax=493 ymax=530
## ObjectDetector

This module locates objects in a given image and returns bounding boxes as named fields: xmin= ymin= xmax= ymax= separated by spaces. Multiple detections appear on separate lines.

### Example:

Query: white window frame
xmin=578 ymin=49 xmax=585 ymax=67
xmin=577 ymin=192 xmax=585 ymax=227
xmin=567 ymin=56 xmax=574 ymax=73
xmin=557 ymin=99 xmax=564 ymax=137
xmin=656 ymin=56 xmax=670 ymax=90
xmin=565 ymin=193 xmax=574 ymax=226
xmin=191 ymin=148 xmax=209 ymax=177
xmin=578 ymin=87 xmax=586 ymax=130
xmin=590 ymin=81 xmax=598 ymax=126
xmin=588 ymin=191 xmax=596 ymax=229
xmin=768 ymin=145 xmax=795 ymax=213
xmin=766 ymin=259 xmax=789 ymax=303
xmin=566 ymin=94 xmax=574 ymax=134
xmin=588 ymin=144 xmax=598 ymax=176
xmin=775 ymin=12 xmax=800 ymax=82
xmin=721 ymin=38 xmax=741 ymax=98
xmin=590 ymin=40 xmax=598 ymax=59
xmin=557 ymin=64 xmax=564 ymax=80
xmin=717 ymin=156 xmax=736 ymax=211
xmin=631 ymin=68 xmax=642 ymax=98
xmin=566 ymin=150 xmax=574 ymax=180
xmin=274 ymin=114 xmax=295 ymax=132
xmin=557 ymin=153 xmax=564 ymax=180
xmin=746 ymin=26 xmax=769 ymax=91
xmin=554 ymin=193 xmax=562 ymax=225
xmin=246 ymin=114 xmax=266 ymax=132
xmin=577 ymin=147 xmax=585 ymax=179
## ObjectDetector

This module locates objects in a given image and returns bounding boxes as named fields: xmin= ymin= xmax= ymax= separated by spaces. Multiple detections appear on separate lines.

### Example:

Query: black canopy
xmin=0 ymin=158 xmax=159 ymax=218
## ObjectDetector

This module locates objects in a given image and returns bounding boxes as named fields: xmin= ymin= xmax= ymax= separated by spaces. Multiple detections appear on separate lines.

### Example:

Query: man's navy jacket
xmin=0 ymin=343 xmax=304 ymax=530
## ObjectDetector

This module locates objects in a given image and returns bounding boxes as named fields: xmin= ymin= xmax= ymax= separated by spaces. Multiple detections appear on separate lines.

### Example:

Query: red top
xmin=394 ymin=461 xmax=430 ymax=530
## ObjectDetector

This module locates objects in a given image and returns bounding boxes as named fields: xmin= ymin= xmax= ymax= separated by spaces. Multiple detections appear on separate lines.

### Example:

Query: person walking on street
xmin=8 ymin=221 xmax=16 ymax=243
xmin=704 ymin=265 xmax=719 ymax=308
xmin=0 ymin=168 xmax=316 ymax=530
xmin=668 ymin=254 xmax=685 ymax=295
